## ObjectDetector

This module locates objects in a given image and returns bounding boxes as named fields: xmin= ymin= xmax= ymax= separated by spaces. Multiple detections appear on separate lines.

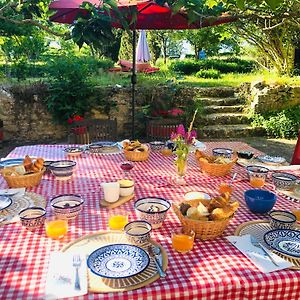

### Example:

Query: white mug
xmin=101 ymin=182 xmax=120 ymax=203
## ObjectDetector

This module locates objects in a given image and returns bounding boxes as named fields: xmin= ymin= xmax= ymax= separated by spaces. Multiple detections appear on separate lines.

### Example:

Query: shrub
xmin=169 ymin=59 xmax=200 ymax=75
xmin=251 ymin=107 xmax=300 ymax=138
xmin=44 ymin=56 xmax=95 ymax=123
xmin=169 ymin=57 xmax=256 ymax=75
xmin=196 ymin=69 xmax=221 ymax=79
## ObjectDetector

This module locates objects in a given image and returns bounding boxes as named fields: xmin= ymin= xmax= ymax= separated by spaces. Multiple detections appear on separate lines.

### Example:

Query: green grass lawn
xmin=89 ymin=70 xmax=300 ymax=88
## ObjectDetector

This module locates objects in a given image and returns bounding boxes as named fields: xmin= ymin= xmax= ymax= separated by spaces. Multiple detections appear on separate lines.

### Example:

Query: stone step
xmin=199 ymin=113 xmax=250 ymax=126
xmin=200 ymin=97 xmax=243 ymax=106
xmin=195 ymin=87 xmax=236 ymax=97
xmin=198 ymin=125 xmax=266 ymax=139
xmin=204 ymin=105 xmax=245 ymax=114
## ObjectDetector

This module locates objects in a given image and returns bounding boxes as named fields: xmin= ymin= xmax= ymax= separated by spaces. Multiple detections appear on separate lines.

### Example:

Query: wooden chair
xmin=146 ymin=119 xmax=180 ymax=141
xmin=291 ymin=130 xmax=300 ymax=165
xmin=69 ymin=119 xmax=117 ymax=144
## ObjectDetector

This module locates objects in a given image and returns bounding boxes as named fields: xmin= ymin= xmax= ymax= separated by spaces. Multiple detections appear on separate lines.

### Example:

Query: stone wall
xmin=0 ymin=81 xmax=298 ymax=142
xmin=239 ymin=81 xmax=300 ymax=113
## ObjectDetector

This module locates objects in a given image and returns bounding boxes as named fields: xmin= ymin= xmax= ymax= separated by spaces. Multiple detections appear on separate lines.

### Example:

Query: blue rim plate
xmin=90 ymin=141 xmax=118 ymax=147
xmin=257 ymin=155 xmax=286 ymax=165
xmin=87 ymin=244 xmax=150 ymax=279
xmin=0 ymin=158 xmax=23 ymax=168
xmin=0 ymin=196 xmax=12 ymax=211
xmin=264 ymin=229 xmax=300 ymax=258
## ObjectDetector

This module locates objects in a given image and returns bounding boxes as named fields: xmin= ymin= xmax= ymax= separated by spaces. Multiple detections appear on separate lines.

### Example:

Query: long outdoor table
xmin=0 ymin=142 xmax=299 ymax=299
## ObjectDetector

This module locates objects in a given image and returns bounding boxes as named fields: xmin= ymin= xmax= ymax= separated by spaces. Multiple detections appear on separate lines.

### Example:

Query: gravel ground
xmin=0 ymin=137 xmax=297 ymax=162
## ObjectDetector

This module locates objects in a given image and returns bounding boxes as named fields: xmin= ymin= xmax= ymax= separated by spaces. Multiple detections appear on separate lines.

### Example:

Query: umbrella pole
xmin=131 ymin=29 xmax=137 ymax=140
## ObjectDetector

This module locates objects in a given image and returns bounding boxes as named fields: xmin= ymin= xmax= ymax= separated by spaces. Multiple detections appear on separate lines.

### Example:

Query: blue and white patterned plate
xmin=257 ymin=155 xmax=286 ymax=165
xmin=87 ymin=244 xmax=150 ymax=279
xmin=0 ymin=196 xmax=12 ymax=211
xmin=0 ymin=158 xmax=23 ymax=168
xmin=264 ymin=229 xmax=300 ymax=258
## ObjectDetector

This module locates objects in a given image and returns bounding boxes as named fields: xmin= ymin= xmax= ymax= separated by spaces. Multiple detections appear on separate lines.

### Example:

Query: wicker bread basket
xmin=1 ymin=167 xmax=45 ymax=188
xmin=124 ymin=149 xmax=150 ymax=162
xmin=173 ymin=199 xmax=234 ymax=240
xmin=197 ymin=158 xmax=237 ymax=177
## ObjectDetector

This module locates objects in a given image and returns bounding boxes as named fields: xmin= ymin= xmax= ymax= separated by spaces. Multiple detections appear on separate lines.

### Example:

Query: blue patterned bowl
xmin=244 ymin=189 xmax=277 ymax=214
xmin=272 ymin=172 xmax=298 ymax=191
xmin=19 ymin=207 xmax=46 ymax=230
xmin=269 ymin=210 xmax=296 ymax=230
xmin=149 ymin=141 xmax=165 ymax=151
xmin=134 ymin=197 xmax=171 ymax=229
xmin=212 ymin=148 xmax=233 ymax=158
xmin=49 ymin=160 xmax=76 ymax=180
xmin=124 ymin=220 xmax=152 ymax=245
xmin=50 ymin=194 xmax=84 ymax=220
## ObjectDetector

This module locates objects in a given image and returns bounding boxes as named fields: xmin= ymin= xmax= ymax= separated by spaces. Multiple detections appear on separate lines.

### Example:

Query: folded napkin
xmin=226 ymin=234 xmax=293 ymax=273
xmin=45 ymin=252 xmax=88 ymax=299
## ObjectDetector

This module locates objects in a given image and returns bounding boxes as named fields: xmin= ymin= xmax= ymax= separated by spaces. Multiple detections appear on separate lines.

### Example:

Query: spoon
xmin=229 ymin=172 xmax=237 ymax=186
xmin=148 ymin=246 xmax=166 ymax=278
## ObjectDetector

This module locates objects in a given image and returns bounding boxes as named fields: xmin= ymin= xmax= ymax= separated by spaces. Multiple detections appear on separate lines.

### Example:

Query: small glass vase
xmin=174 ymin=155 xmax=188 ymax=185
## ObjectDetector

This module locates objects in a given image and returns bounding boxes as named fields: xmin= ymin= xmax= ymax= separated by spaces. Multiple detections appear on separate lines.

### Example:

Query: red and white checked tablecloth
xmin=0 ymin=142 xmax=300 ymax=300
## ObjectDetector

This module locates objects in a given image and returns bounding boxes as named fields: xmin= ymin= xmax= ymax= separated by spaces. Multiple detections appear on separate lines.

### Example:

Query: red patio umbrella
xmin=49 ymin=0 xmax=236 ymax=138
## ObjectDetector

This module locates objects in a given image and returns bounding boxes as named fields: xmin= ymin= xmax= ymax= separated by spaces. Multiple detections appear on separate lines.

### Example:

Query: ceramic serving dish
xmin=124 ymin=220 xmax=152 ymax=245
xmin=19 ymin=207 xmax=46 ymax=230
xmin=212 ymin=148 xmax=233 ymax=158
xmin=271 ymin=172 xmax=298 ymax=191
xmin=244 ymin=189 xmax=277 ymax=214
xmin=50 ymin=194 xmax=84 ymax=219
xmin=134 ymin=197 xmax=171 ymax=229
xmin=64 ymin=147 xmax=83 ymax=156
xmin=257 ymin=155 xmax=286 ymax=165
xmin=269 ymin=210 xmax=296 ymax=230
xmin=49 ymin=160 xmax=76 ymax=180
xmin=118 ymin=179 xmax=134 ymax=197
xmin=87 ymin=244 xmax=150 ymax=279
xmin=264 ymin=229 xmax=300 ymax=258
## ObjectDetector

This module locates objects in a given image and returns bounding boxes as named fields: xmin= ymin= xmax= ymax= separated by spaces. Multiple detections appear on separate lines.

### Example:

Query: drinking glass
xmin=120 ymin=161 xmax=134 ymax=178
xmin=171 ymin=227 xmax=195 ymax=253
xmin=291 ymin=206 xmax=300 ymax=222
xmin=246 ymin=165 xmax=269 ymax=188
xmin=108 ymin=208 xmax=129 ymax=230
xmin=45 ymin=216 xmax=68 ymax=239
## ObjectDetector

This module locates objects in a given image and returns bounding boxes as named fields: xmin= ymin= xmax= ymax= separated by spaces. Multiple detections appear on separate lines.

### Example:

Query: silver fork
xmin=73 ymin=255 xmax=82 ymax=290
xmin=250 ymin=235 xmax=279 ymax=267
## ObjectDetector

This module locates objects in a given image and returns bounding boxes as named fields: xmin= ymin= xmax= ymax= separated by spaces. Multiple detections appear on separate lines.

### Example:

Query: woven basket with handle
xmin=173 ymin=199 xmax=233 ymax=240
xmin=1 ymin=167 xmax=45 ymax=188
xmin=197 ymin=158 xmax=237 ymax=177
xmin=124 ymin=149 xmax=150 ymax=162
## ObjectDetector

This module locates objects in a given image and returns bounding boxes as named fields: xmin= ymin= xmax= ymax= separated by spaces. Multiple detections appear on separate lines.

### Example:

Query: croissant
xmin=31 ymin=158 xmax=44 ymax=172
xmin=23 ymin=155 xmax=33 ymax=171
xmin=210 ymin=201 xmax=239 ymax=220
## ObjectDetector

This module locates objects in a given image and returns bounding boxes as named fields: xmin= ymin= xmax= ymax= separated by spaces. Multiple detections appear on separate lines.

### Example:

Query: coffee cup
xmin=101 ymin=182 xmax=120 ymax=203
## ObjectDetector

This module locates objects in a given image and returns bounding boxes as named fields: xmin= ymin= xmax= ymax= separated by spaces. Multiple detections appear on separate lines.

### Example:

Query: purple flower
xmin=177 ymin=124 xmax=186 ymax=136
xmin=170 ymin=132 xmax=178 ymax=140
xmin=186 ymin=130 xmax=197 ymax=144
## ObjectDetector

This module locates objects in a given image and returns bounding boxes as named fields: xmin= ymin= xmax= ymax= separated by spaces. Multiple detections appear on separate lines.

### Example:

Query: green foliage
xmin=196 ymin=69 xmax=221 ymax=79
xmin=10 ymin=58 xmax=30 ymax=81
xmin=251 ymin=107 xmax=300 ymax=138
xmin=44 ymin=56 xmax=95 ymax=123
xmin=118 ymin=31 xmax=133 ymax=61
xmin=169 ymin=59 xmax=201 ymax=75
xmin=170 ymin=58 xmax=256 ymax=75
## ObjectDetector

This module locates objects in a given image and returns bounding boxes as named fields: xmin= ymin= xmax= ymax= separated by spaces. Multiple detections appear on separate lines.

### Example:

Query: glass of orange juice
xmin=171 ymin=227 xmax=195 ymax=253
xmin=108 ymin=209 xmax=129 ymax=230
xmin=219 ymin=183 xmax=233 ymax=194
xmin=45 ymin=216 xmax=68 ymax=239
xmin=246 ymin=165 xmax=269 ymax=188
xmin=291 ymin=207 xmax=300 ymax=222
